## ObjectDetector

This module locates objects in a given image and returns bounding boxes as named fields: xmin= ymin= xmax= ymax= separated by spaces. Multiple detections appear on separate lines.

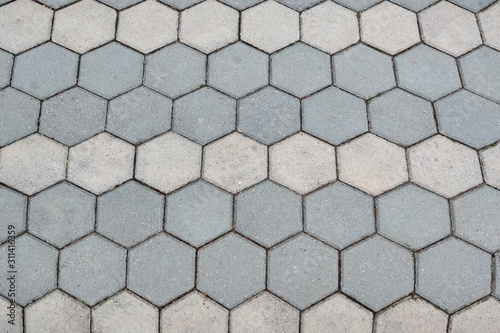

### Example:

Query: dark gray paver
xmin=97 ymin=181 xmax=164 ymax=248
xmin=0 ymin=87 xmax=39 ymax=147
xmin=0 ymin=234 xmax=57 ymax=306
xmin=495 ymin=253 xmax=500 ymax=299
xmin=417 ymin=237 xmax=491 ymax=313
xmin=166 ymin=180 xmax=233 ymax=247
xmin=208 ymin=42 xmax=268 ymax=98
xmin=219 ymin=0 xmax=263 ymax=10
xmin=158 ymin=0 xmax=202 ymax=9
xmin=435 ymin=90 xmax=500 ymax=149
xmin=0 ymin=186 xmax=26 ymax=243
xmin=238 ymin=86 xmax=300 ymax=145
xmin=197 ymin=233 xmax=266 ymax=308
xmin=38 ymin=0 xmax=78 ymax=8
xmin=460 ymin=46 xmax=500 ymax=103
xmin=107 ymin=86 xmax=172 ymax=144
xmin=389 ymin=0 xmax=438 ymax=11
xmin=304 ymin=182 xmax=375 ymax=249
xmin=342 ymin=235 xmax=414 ymax=311
xmin=173 ymin=87 xmax=236 ymax=145
xmin=302 ymin=86 xmax=367 ymax=145
xmin=235 ymin=180 xmax=302 ymax=248
xmin=333 ymin=0 xmax=382 ymax=11
xmin=271 ymin=42 xmax=331 ymax=98
xmin=333 ymin=43 xmax=395 ymax=99
xmin=377 ymin=184 xmax=450 ymax=251
xmin=79 ymin=42 xmax=143 ymax=99
xmin=275 ymin=0 xmax=322 ymax=10
xmin=12 ymin=43 xmax=78 ymax=99
xmin=452 ymin=185 xmax=500 ymax=253
xmin=29 ymin=182 xmax=95 ymax=248
xmin=268 ymin=233 xmax=338 ymax=310
xmin=96 ymin=0 xmax=141 ymax=9
xmin=40 ymin=87 xmax=107 ymax=146
xmin=369 ymin=89 xmax=436 ymax=146
xmin=59 ymin=234 xmax=126 ymax=306
xmin=395 ymin=44 xmax=461 ymax=101
xmin=0 ymin=49 xmax=13 ymax=88
xmin=144 ymin=42 xmax=206 ymax=99
xmin=128 ymin=233 xmax=195 ymax=306
xmin=449 ymin=0 xmax=496 ymax=12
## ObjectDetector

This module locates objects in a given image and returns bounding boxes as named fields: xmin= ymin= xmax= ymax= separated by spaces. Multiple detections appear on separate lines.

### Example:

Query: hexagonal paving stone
xmin=197 ymin=233 xmax=266 ymax=308
xmin=0 ymin=234 xmax=58 ymax=306
xmin=144 ymin=42 xmax=206 ymax=98
xmin=408 ymin=135 xmax=482 ymax=198
xmin=107 ymin=86 xmax=172 ymax=144
xmin=0 ymin=134 xmax=67 ymax=195
xmin=269 ymin=133 xmax=336 ymax=194
xmin=333 ymin=0 xmax=382 ymax=11
xmin=302 ymin=87 xmax=367 ymax=145
xmin=449 ymin=0 xmax=496 ymax=12
xmin=173 ymin=87 xmax=236 ymax=145
xmin=269 ymin=234 xmax=338 ymax=310
xmin=374 ymin=297 xmax=448 ymax=333
xmin=161 ymin=291 xmax=229 ymax=332
xmin=117 ymin=0 xmax=178 ymax=54
xmin=342 ymin=235 xmax=414 ymax=311
xmin=97 ymin=0 xmax=141 ymax=9
xmin=0 ymin=296 xmax=22 ymax=333
xmin=435 ymin=90 xmax=500 ymax=149
xmin=67 ymin=133 xmax=135 ymax=195
xmin=241 ymin=0 xmax=299 ymax=53
xmin=0 ymin=49 xmax=13 ymax=89
xmin=389 ymin=0 xmax=438 ymax=11
xmin=219 ymin=0 xmax=263 ymax=9
xmin=275 ymin=0 xmax=321 ymax=10
xmin=301 ymin=1 xmax=359 ymax=55
xmin=369 ymin=89 xmax=436 ymax=146
xmin=305 ymin=182 xmax=375 ymax=249
xmin=158 ymin=0 xmax=202 ymax=9
xmin=40 ymin=87 xmax=107 ymax=146
xmin=230 ymin=292 xmax=300 ymax=333
xmin=136 ymin=132 xmax=202 ymax=194
xmin=37 ymin=0 xmax=78 ymax=8
xmin=97 ymin=181 xmax=164 ymax=248
xmin=29 ymin=182 xmax=95 ymax=248
xmin=337 ymin=133 xmax=408 ymax=196
xmin=301 ymin=293 xmax=373 ymax=333
xmin=238 ymin=87 xmax=300 ymax=145
xmin=0 ymin=0 xmax=53 ymax=54
xmin=92 ymin=291 xmax=158 ymax=333
xmin=0 ymin=87 xmax=40 ymax=147
xmin=450 ymin=297 xmax=500 ymax=333
xmin=59 ymin=234 xmax=126 ymax=306
xmin=419 ymin=1 xmax=482 ymax=57
xmin=166 ymin=180 xmax=232 ymax=247
xmin=203 ymin=133 xmax=267 ymax=194
xmin=235 ymin=180 xmax=302 ymax=248
xmin=208 ymin=42 xmax=268 ymax=99
xmin=479 ymin=2 xmax=500 ymax=51
xmin=417 ymin=238 xmax=491 ymax=313
xmin=128 ymin=233 xmax=195 ymax=306
xmin=271 ymin=43 xmax=331 ymax=98
xmin=495 ymin=253 xmax=500 ymax=299
xmin=361 ymin=2 xmax=419 ymax=55
xmin=333 ymin=43 xmax=396 ymax=99
xmin=12 ymin=43 xmax=78 ymax=99
xmin=52 ymin=0 xmax=116 ymax=54
xmin=452 ymin=186 xmax=500 ymax=253
xmin=179 ymin=0 xmax=238 ymax=54
xmin=0 ymin=186 xmax=26 ymax=243
xmin=377 ymin=184 xmax=450 ymax=251
xmin=481 ymin=144 xmax=500 ymax=190
xmin=395 ymin=44 xmax=461 ymax=101
xmin=459 ymin=46 xmax=500 ymax=104
xmin=25 ymin=290 xmax=90 ymax=333
xmin=79 ymin=42 xmax=144 ymax=99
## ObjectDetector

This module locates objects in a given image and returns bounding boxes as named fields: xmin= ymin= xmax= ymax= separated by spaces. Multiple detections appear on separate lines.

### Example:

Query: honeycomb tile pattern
xmin=1 ymin=0 xmax=500 ymax=330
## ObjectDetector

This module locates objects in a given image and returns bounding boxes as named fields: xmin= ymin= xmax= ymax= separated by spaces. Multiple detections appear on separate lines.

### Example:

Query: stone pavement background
xmin=0 ymin=0 xmax=500 ymax=331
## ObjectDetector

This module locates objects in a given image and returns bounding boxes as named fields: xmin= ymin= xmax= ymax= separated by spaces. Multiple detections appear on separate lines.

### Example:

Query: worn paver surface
xmin=0 ymin=0 xmax=500 ymax=332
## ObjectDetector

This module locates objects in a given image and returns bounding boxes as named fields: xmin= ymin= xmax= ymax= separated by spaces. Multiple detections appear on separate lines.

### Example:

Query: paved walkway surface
xmin=1 ymin=0 xmax=500 ymax=332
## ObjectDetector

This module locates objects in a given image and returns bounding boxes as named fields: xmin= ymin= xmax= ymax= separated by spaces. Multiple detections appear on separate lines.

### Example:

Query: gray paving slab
xmin=0 ymin=49 xmax=13 ymax=88
xmin=219 ymin=0 xmax=263 ymax=9
xmin=158 ymin=0 xmax=202 ymax=9
xmin=449 ymin=0 xmax=496 ymax=12
xmin=389 ymin=0 xmax=438 ymax=11
xmin=38 ymin=0 xmax=78 ymax=8
xmin=97 ymin=0 xmax=142 ymax=9
xmin=275 ymin=0 xmax=322 ymax=10
xmin=495 ymin=253 xmax=500 ymax=299
xmin=333 ymin=0 xmax=382 ymax=11
xmin=0 ymin=186 xmax=26 ymax=243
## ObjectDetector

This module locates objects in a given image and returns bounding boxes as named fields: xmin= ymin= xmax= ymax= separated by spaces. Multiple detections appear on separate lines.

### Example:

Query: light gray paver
xmin=0 ymin=49 xmax=12 ymax=89
xmin=59 ymin=234 xmax=126 ymax=306
xmin=25 ymin=290 xmax=90 ymax=333
xmin=268 ymin=234 xmax=338 ymax=310
xmin=479 ymin=2 xmax=500 ymax=51
xmin=301 ymin=293 xmax=373 ymax=333
xmin=0 ymin=296 xmax=22 ymax=333
xmin=417 ymin=237 xmax=491 ymax=313
xmin=481 ymin=144 xmax=500 ymax=190
xmin=29 ymin=182 xmax=95 ymax=248
xmin=342 ymin=235 xmax=414 ymax=311
xmin=0 ymin=186 xmax=26 ymax=243
xmin=197 ymin=233 xmax=266 ymax=308
xmin=235 ymin=180 xmax=302 ymax=248
xmin=230 ymin=292 xmax=300 ymax=333
xmin=450 ymin=298 xmax=500 ymax=333
xmin=92 ymin=291 xmax=159 ymax=333
xmin=495 ymin=253 xmax=500 ymax=299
